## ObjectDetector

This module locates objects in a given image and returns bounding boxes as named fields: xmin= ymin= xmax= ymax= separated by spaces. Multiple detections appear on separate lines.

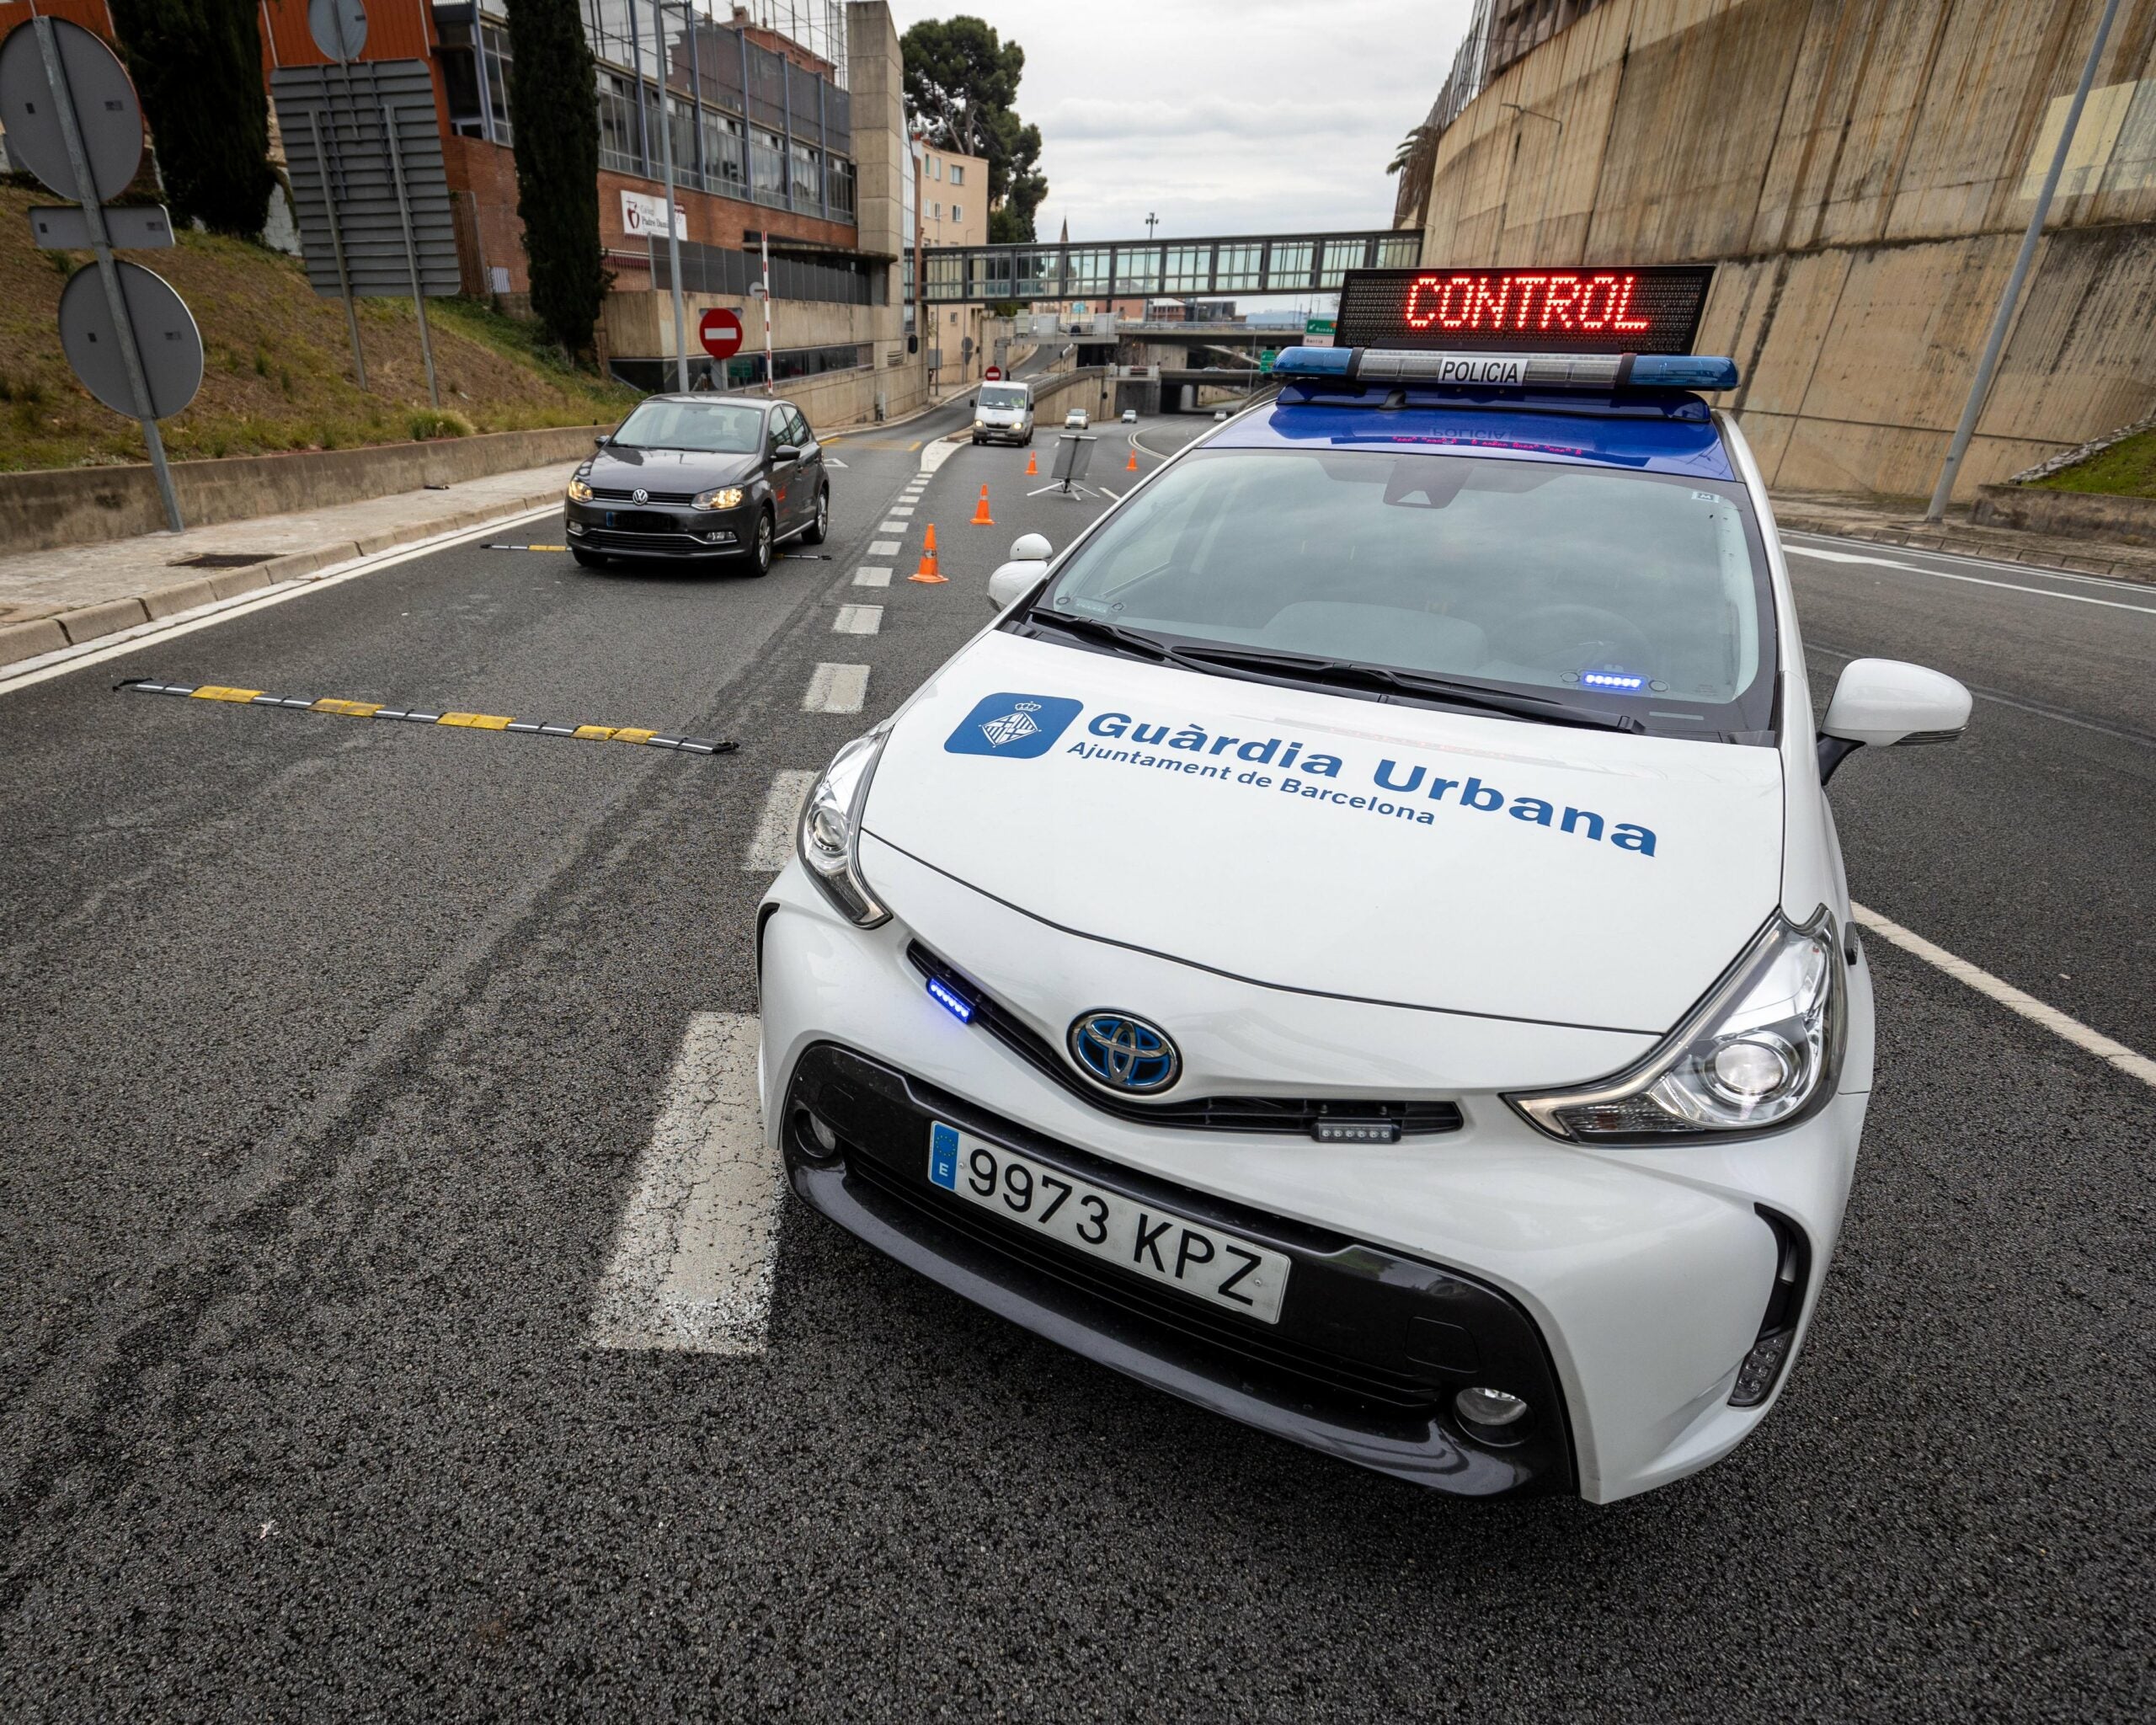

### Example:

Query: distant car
xmin=564 ymin=395 xmax=827 ymax=576
xmin=1065 ymin=408 xmax=1090 ymax=430
xmin=1214 ymin=409 xmax=1231 ymax=420
xmin=1120 ymin=409 xmax=1139 ymax=424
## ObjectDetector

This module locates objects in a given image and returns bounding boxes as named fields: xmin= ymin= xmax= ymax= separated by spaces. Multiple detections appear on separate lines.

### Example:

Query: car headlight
xmin=1509 ymin=909 xmax=1844 ymax=1141
xmin=798 ymin=729 xmax=889 ymax=926
xmin=567 ymin=477 xmax=595 ymax=502
xmin=692 ymin=486 xmax=745 ymax=511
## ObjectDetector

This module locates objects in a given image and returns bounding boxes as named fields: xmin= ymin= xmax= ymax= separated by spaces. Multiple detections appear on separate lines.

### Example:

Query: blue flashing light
xmin=926 ymin=975 xmax=975 ymax=1024
xmin=1628 ymin=355 xmax=1739 ymax=390
xmin=1271 ymin=344 xmax=1354 ymax=377
xmin=1580 ymin=670 xmax=1647 ymax=692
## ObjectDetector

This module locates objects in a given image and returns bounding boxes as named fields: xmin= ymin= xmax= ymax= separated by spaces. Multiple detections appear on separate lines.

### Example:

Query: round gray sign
xmin=58 ymin=261 xmax=204 ymax=421
xmin=0 ymin=17 xmax=144 ymax=204
xmin=307 ymin=0 xmax=370 ymax=64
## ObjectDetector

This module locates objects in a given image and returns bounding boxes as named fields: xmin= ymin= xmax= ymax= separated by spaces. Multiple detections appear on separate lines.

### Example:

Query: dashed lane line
xmin=853 ymin=565 xmax=893 ymax=588
xmin=833 ymin=604 xmax=883 ymax=635
xmin=744 ymin=771 xmax=815 ymax=872
xmin=1853 ymin=902 xmax=2156 ymax=1088
xmin=868 ymin=539 xmax=901 ymax=557
xmin=120 ymin=681 xmax=737 ymax=755
xmin=878 ymin=519 xmax=909 ymax=534
xmin=589 ymin=1012 xmax=781 ymax=1354
xmin=803 ymin=662 xmax=869 ymax=713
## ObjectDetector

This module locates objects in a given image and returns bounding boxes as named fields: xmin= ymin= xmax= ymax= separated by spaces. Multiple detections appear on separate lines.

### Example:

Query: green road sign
xmin=1303 ymin=316 xmax=1336 ymax=349
xmin=1259 ymin=347 xmax=1278 ymax=372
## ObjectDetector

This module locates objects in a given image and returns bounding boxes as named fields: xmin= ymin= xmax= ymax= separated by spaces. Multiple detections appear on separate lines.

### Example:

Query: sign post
xmin=381 ymin=102 xmax=440 ymax=409
xmin=759 ymin=229 xmax=775 ymax=395
xmin=650 ymin=0 xmax=689 ymax=393
xmin=306 ymin=0 xmax=369 ymax=389
xmin=309 ymin=112 xmax=368 ymax=389
xmin=1 ymin=17 xmax=196 ymax=531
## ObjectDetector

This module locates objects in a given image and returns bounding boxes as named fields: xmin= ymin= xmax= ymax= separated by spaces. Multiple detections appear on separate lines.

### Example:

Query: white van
xmin=971 ymin=381 xmax=1035 ymax=446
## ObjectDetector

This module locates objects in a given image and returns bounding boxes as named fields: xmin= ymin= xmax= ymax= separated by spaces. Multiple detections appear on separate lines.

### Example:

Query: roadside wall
xmin=1416 ymin=0 xmax=2156 ymax=499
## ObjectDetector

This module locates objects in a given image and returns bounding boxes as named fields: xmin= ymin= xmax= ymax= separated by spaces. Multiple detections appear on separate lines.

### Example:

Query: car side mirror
xmin=773 ymin=444 xmax=800 ymax=463
xmin=1817 ymin=657 xmax=1971 ymax=782
xmin=987 ymin=549 xmax=1048 ymax=612
xmin=593 ymin=435 xmax=611 ymax=448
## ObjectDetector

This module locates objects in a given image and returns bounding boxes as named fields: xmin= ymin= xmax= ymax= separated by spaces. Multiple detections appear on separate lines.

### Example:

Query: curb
xmin=1771 ymin=509 xmax=2156 ymax=586
xmin=0 ymin=487 xmax=564 ymax=685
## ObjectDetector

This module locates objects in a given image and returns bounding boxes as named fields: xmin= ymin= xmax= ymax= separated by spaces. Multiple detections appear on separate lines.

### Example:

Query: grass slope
xmin=0 ymin=184 xmax=637 ymax=473
xmin=2031 ymin=425 xmax=2156 ymax=498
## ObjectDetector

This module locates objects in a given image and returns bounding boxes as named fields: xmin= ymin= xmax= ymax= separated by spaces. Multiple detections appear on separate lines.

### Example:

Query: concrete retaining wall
xmin=1972 ymin=483 xmax=2156 ymax=543
xmin=1415 ymin=0 xmax=2156 ymax=500
xmin=0 ymin=424 xmax=609 ymax=557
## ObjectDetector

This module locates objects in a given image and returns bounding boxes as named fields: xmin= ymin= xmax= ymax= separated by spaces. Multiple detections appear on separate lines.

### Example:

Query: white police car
xmin=759 ymin=265 xmax=1972 ymax=1501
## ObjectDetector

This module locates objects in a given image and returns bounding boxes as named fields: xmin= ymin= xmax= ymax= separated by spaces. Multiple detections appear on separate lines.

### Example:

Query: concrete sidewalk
xmin=1771 ymin=489 xmax=2156 ymax=584
xmin=0 ymin=461 xmax=574 ymax=667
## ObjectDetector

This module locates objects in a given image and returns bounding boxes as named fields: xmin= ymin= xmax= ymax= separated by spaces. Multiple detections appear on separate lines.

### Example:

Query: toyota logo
xmin=632 ymin=487 xmax=649 ymax=505
xmin=1068 ymin=1012 xmax=1180 ymax=1094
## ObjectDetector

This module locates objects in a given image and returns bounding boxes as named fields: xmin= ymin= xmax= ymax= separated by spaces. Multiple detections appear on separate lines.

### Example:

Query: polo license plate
xmin=926 ymin=1123 xmax=1289 ymax=1323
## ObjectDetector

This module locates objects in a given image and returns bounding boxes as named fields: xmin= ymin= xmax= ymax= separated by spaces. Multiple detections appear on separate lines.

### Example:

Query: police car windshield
xmin=1033 ymin=448 xmax=1774 ymax=740
xmin=611 ymin=400 xmax=764 ymax=454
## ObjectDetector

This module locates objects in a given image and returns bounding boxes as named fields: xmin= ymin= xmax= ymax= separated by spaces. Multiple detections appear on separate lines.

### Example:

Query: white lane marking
xmin=1783 ymin=531 xmax=2148 ymax=591
xmin=853 ymin=565 xmax=893 ymax=587
xmin=1101 ymin=486 xmax=1122 ymax=499
xmin=878 ymin=519 xmax=908 ymax=534
xmin=1852 ymin=903 xmax=2156 ymax=1088
xmin=743 ymin=770 xmax=814 ymax=872
xmin=1785 ymin=545 xmax=2156 ymax=616
xmin=590 ymin=1012 xmax=782 ymax=1353
xmin=825 ymin=457 xmax=848 ymax=469
xmin=803 ymin=662 xmax=869 ymax=713
xmin=0 ymin=501 xmax=561 ymax=698
xmin=889 ymin=505 xmax=915 ymax=517
xmin=833 ymin=604 xmax=883 ymax=635
xmin=868 ymin=539 xmax=900 ymax=556
xmin=922 ymin=440 xmax=962 ymax=473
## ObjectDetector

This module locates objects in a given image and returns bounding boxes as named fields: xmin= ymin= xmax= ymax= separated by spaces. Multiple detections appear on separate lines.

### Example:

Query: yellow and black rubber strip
xmin=122 ymin=681 xmax=736 ymax=755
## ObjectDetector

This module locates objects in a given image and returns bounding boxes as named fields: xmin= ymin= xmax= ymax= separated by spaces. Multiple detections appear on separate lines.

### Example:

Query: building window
xmin=436 ymin=10 xmax=515 ymax=145
xmin=750 ymin=126 xmax=786 ymax=206
xmin=951 ymin=202 xmax=963 ymax=223
xmin=931 ymin=155 xmax=942 ymax=179
xmin=932 ymin=201 xmax=942 ymax=221
xmin=1269 ymin=241 xmax=1313 ymax=287
xmin=790 ymin=140 xmax=822 ymax=213
xmin=829 ymin=157 xmax=857 ymax=220
xmin=595 ymin=68 xmax=640 ymax=175
xmin=701 ymin=109 xmax=745 ymax=192
xmin=949 ymin=163 xmax=964 ymax=186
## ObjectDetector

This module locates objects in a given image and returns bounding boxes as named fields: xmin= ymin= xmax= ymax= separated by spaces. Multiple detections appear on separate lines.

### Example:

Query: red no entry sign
xmin=983 ymin=365 xmax=1003 ymax=381
xmin=698 ymin=307 xmax=744 ymax=360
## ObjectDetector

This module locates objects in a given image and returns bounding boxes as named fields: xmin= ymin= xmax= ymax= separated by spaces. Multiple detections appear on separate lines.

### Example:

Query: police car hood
xmin=862 ymin=631 xmax=1784 ymax=1034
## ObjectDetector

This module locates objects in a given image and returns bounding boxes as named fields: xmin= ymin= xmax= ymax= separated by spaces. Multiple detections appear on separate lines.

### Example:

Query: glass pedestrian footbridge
xmin=907 ymin=230 xmax=1422 ymax=304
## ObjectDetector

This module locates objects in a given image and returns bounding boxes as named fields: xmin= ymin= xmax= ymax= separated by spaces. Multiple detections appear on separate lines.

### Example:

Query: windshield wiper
xmin=1166 ymin=644 xmax=1648 ymax=734
xmin=1021 ymin=607 xmax=1184 ymax=664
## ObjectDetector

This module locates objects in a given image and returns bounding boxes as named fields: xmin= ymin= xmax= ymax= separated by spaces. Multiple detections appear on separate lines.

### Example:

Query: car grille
xmin=580 ymin=527 xmax=711 ymax=555
xmin=591 ymin=486 xmax=696 ymax=505
xmin=603 ymin=510 xmax=686 ymax=533
xmin=905 ymin=942 xmax=1464 ymax=1139
xmin=844 ymin=1146 xmax=1442 ymax=1409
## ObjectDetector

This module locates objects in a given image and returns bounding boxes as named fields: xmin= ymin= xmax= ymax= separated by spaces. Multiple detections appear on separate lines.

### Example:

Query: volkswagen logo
xmin=1068 ymin=1012 xmax=1180 ymax=1094
xmin=632 ymin=487 xmax=649 ymax=505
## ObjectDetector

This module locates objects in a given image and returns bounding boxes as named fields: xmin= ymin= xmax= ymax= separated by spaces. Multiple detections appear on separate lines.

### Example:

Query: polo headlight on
xmin=798 ymin=729 xmax=889 ymax=926
xmin=567 ymin=476 xmax=595 ymax=502
xmin=1510 ymin=910 xmax=1844 ymax=1141
xmin=692 ymin=486 xmax=745 ymax=511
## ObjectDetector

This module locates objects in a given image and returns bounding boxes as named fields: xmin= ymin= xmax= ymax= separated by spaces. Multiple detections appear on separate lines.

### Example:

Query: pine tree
xmin=504 ymin=0 xmax=606 ymax=358
xmin=105 ymin=0 xmax=273 ymax=235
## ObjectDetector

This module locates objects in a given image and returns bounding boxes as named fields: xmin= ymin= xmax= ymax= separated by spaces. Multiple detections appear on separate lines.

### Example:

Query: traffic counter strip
xmin=120 ymin=681 xmax=737 ymax=756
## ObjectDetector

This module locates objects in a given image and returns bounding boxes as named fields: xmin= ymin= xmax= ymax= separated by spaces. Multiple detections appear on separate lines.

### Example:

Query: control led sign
xmin=1336 ymin=266 xmax=1714 ymax=355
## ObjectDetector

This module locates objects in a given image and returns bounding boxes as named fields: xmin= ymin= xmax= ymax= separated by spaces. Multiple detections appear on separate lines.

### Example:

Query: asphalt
xmin=1 ymin=382 xmax=2150 ymax=1721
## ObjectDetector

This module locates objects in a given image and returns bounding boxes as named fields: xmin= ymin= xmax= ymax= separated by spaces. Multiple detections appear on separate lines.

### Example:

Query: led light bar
xmin=925 ymin=975 xmax=975 ymax=1023
xmin=1270 ymin=346 xmax=1739 ymax=392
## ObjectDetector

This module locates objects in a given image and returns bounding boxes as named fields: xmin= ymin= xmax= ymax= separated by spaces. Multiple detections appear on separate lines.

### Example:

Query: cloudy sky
xmin=885 ymin=1 xmax=1476 ymax=241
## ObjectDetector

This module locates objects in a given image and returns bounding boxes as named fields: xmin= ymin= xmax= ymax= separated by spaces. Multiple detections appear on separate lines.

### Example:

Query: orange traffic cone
xmin=1125 ymin=449 xmax=1139 ymax=472
xmin=1024 ymin=449 xmax=1038 ymax=476
xmin=970 ymin=484 xmax=995 ymax=526
xmin=910 ymin=521 xmax=945 ymax=584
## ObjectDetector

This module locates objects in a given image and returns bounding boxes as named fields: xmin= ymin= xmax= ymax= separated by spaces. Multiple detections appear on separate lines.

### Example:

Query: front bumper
xmin=564 ymin=496 xmax=752 ymax=558
xmin=784 ymin=1042 xmax=1574 ymax=1497
xmin=971 ymin=421 xmax=1029 ymax=444
xmin=758 ymin=854 xmax=1870 ymax=1503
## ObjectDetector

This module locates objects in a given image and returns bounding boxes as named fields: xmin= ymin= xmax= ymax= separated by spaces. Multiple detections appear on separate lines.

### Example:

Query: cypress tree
xmin=504 ymin=0 xmax=606 ymax=358
xmin=106 ymin=0 xmax=274 ymax=235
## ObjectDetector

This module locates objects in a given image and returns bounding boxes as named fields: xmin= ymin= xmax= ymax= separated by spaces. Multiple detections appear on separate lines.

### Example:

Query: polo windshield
xmin=1030 ymin=447 xmax=1777 ymax=740
xmin=612 ymin=401 xmax=765 ymax=453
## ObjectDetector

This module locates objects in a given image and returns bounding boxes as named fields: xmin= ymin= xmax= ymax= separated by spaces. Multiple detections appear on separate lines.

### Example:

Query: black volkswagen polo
xmin=563 ymin=394 xmax=830 ymax=575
